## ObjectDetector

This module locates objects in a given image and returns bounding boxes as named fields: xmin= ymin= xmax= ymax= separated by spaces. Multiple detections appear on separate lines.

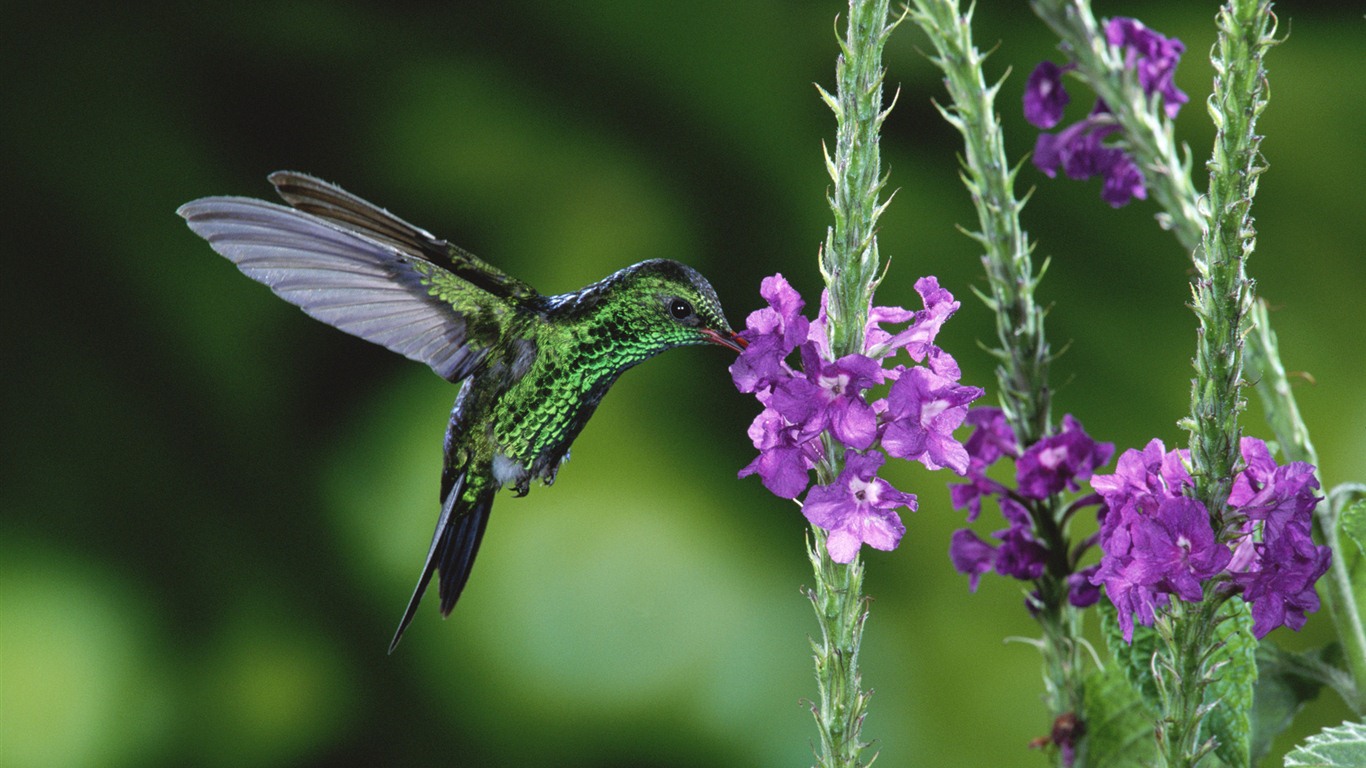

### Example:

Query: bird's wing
xmin=268 ymin=171 xmax=541 ymax=305
xmin=178 ymin=196 xmax=513 ymax=382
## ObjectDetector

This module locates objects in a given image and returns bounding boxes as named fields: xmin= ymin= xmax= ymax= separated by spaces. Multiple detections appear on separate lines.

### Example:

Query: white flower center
xmin=1039 ymin=445 xmax=1068 ymax=470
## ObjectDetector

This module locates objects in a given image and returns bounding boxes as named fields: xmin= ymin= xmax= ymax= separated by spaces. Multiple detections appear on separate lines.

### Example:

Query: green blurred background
xmin=3 ymin=1 xmax=1362 ymax=766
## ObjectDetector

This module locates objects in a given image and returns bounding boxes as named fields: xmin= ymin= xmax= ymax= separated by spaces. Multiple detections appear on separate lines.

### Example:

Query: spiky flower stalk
xmin=817 ymin=0 xmax=897 ymax=361
xmin=907 ymin=2 xmax=1085 ymax=762
xmin=1184 ymin=0 xmax=1269 ymax=511
xmin=1165 ymin=2 xmax=1273 ymax=766
xmin=807 ymin=1 xmax=897 ymax=765
xmin=907 ymin=0 xmax=1051 ymax=446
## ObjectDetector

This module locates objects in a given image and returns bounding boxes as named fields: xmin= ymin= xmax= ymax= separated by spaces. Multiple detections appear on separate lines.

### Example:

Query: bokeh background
xmin=4 ymin=1 xmax=1362 ymax=766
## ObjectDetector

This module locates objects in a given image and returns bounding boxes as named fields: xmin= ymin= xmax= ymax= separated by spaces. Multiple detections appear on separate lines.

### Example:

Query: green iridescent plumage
xmin=178 ymin=172 xmax=744 ymax=652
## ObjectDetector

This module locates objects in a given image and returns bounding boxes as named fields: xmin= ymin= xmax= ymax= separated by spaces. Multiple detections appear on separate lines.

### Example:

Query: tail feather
xmin=438 ymin=491 xmax=492 ymax=616
xmin=388 ymin=473 xmax=495 ymax=654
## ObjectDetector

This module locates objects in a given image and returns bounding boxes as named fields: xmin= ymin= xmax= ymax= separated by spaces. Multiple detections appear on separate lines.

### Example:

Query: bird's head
xmin=561 ymin=259 xmax=747 ymax=356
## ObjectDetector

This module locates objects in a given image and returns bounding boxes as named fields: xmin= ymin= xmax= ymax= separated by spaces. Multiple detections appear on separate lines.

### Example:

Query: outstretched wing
xmin=178 ymin=195 xmax=509 ymax=382
xmin=268 ymin=171 xmax=540 ymax=304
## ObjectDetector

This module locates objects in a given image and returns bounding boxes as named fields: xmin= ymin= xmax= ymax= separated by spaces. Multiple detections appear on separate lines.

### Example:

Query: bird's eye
xmin=668 ymin=298 xmax=694 ymax=320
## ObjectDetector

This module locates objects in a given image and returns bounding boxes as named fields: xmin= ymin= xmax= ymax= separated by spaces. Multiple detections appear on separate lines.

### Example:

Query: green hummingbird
xmin=178 ymin=172 xmax=745 ymax=652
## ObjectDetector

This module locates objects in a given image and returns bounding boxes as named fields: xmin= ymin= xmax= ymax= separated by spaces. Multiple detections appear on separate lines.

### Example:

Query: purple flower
xmin=1024 ymin=61 xmax=1071 ymax=129
xmin=738 ymin=406 xmax=820 ymax=499
xmin=812 ymin=276 xmax=962 ymax=366
xmin=949 ymin=407 xmax=1020 ymax=519
xmin=1100 ymin=153 xmax=1147 ymax=207
xmin=946 ymin=410 xmax=1114 ymax=597
xmin=885 ymin=277 xmax=962 ymax=363
xmin=949 ymin=475 xmax=1008 ymax=524
xmin=768 ymin=344 xmax=882 ymax=450
xmin=1016 ymin=415 xmax=1115 ymax=500
xmin=730 ymin=274 xmax=809 ymax=394
xmin=993 ymin=498 xmax=1049 ymax=582
xmin=1229 ymin=437 xmax=1320 ymax=537
xmin=1090 ymin=442 xmax=1227 ymax=641
xmin=1038 ymin=121 xmax=1107 ymax=180
xmin=1132 ymin=496 xmax=1231 ymax=601
xmin=1091 ymin=438 xmax=1191 ymax=525
xmin=949 ymin=529 xmax=996 ymax=592
xmin=1027 ymin=17 xmax=1187 ymax=207
xmin=1105 ymin=17 xmax=1189 ymax=118
xmin=949 ymin=498 xmax=1048 ymax=588
xmin=803 ymin=451 xmax=916 ymax=563
xmin=1067 ymin=564 xmax=1102 ymax=608
xmin=880 ymin=362 xmax=983 ymax=474
xmin=1229 ymin=521 xmax=1331 ymax=638
xmin=1096 ymin=558 xmax=1171 ymax=643
xmin=1224 ymin=437 xmax=1328 ymax=637
xmin=732 ymin=271 xmax=981 ymax=564
xmin=1090 ymin=437 xmax=1329 ymax=641
xmin=950 ymin=497 xmax=1043 ymax=584
xmin=1032 ymin=105 xmax=1148 ymax=208
xmin=961 ymin=407 xmax=1020 ymax=471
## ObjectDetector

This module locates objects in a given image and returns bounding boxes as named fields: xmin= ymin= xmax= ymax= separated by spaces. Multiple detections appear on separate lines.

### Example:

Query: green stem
xmin=1036 ymin=571 xmax=1086 ymax=718
xmin=1029 ymin=2 xmax=1277 ymax=765
xmin=1168 ymin=3 xmax=1271 ymax=765
xmin=806 ymin=530 xmax=872 ymax=767
xmin=1246 ymin=301 xmax=1366 ymax=714
xmin=908 ymin=4 xmax=1084 ymax=763
xmin=1185 ymin=0 xmax=1270 ymax=510
xmin=806 ymin=1 xmax=897 ymax=765
xmin=1153 ymin=598 xmax=1222 ymax=768
xmin=818 ymin=0 xmax=896 ymax=360
xmin=907 ymin=0 xmax=1051 ymax=445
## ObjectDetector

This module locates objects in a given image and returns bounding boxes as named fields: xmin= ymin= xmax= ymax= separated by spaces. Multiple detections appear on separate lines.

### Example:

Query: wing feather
xmin=177 ymin=196 xmax=495 ymax=381
xmin=268 ymin=171 xmax=540 ymax=303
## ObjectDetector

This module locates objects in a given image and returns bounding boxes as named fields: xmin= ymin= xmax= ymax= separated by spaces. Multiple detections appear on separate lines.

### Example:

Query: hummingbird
xmin=178 ymin=172 xmax=745 ymax=652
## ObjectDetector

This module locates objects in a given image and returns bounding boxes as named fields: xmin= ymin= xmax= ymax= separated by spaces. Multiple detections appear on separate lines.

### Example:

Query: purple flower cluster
xmin=948 ymin=409 xmax=1113 ymax=604
xmin=1024 ymin=17 xmax=1188 ymax=207
xmin=1091 ymin=437 xmax=1329 ymax=640
xmin=732 ymin=274 xmax=983 ymax=563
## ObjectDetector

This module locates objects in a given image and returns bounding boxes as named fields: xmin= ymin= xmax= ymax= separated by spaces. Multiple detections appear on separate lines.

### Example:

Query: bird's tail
xmin=388 ymin=472 xmax=494 ymax=654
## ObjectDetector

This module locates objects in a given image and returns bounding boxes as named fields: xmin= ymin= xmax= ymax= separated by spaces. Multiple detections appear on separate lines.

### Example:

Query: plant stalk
xmin=908 ymin=3 xmax=1085 ymax=763
xmin=807 ymin=1 xmax=897 ymax=765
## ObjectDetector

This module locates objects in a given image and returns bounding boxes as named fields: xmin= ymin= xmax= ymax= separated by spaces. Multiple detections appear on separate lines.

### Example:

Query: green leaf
xmin=1283 ymin=720 xmax=1366 ymax=767
xmin=1080 ymin=662 xmax=1158 ymax=768
xmin=1338 ymin=499 xmax=1366 ymax=559
xmin=1340 ymin=499 xmax=1366 ymax=609
xmin=1338 ymin=498 xmax=1366 ymax=666
xmin=1203 ymin=598 xmax=1257 ymax=768
xmin=1101 ymin=602 xmax=1163 ymax=712
xmin=1251 ymin=644 xmax=1334 ymax=764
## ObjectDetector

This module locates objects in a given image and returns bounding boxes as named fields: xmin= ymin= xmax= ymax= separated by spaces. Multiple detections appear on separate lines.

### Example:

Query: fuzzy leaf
xmin=1081 ymin=662 xmax=1159 ymax=767
xmin=1339 ymin=498 xmax=1366 ymax=560
xmin=1341 ymin=499 xmax=1366 ymax=629
xmin=1202 ymin=597 xmax=1257 ymax=768
xmin=1101 ymin=602 xmax=1162 ymax=712
xmin=1283 ymin=720 xmax=1366 ymax=767
xmin=1251 ymin=644 xmax=1335 ymax=764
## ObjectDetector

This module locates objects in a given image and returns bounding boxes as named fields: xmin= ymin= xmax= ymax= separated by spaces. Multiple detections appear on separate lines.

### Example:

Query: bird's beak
xmin=704 ymin=328 xmax=748 ymax=353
